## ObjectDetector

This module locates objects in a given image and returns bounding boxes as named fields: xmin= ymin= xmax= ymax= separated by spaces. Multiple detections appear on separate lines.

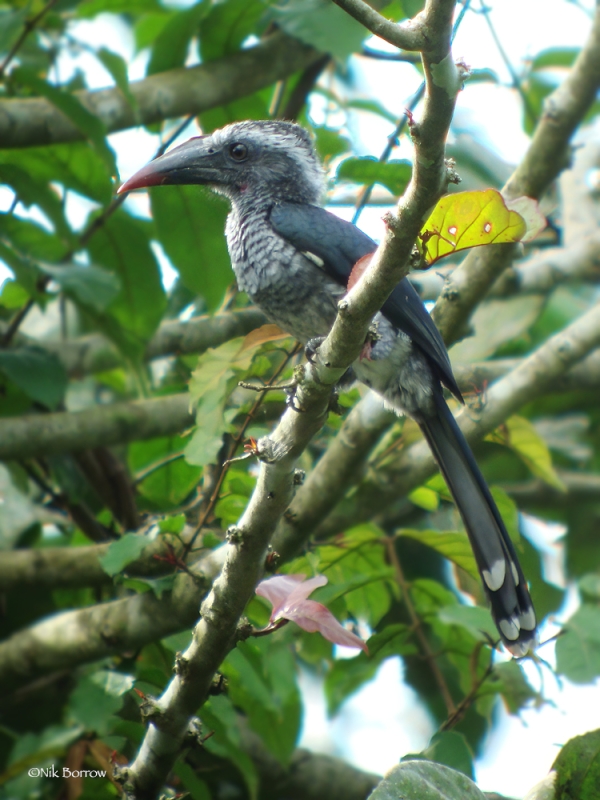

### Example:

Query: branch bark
xmin=0 ymin=547 xmax=226 ymax=696
xmin=0 ymin=33 xmax=320 ymax=149
xmin=0 ymin=394 xmax=193 ymax=461
xmin=3 ymin=308 xmax=266 ymax=378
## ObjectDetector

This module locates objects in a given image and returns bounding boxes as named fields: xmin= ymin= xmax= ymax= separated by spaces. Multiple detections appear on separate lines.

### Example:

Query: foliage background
xmin=0 ymin=0 xmax=599 ymax=799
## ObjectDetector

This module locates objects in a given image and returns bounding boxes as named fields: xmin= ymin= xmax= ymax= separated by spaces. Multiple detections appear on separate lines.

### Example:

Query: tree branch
xmin=411 ymin=233 xmax=600 ymax=302
xmin=0 ymin=547 xmax=226 ymax=696
xmin=503 ymin=470 xmax=600 ymax=507
xmin=432 ymin=2 xmax=600 ymax=345
xmin=2 ymin=308 xmax=266 ymax=378
xmin=122 ymin=4 xmax=460 ymax=796
xmin=331 ymin=0 xmax=426 ymax=50
xmin=0 ymin=532 xmax=192 ymax=592
xmin=0 ymin=33 xmax=320 ymax=149
xmin=0 ymin=394 xmax=193 ymax=461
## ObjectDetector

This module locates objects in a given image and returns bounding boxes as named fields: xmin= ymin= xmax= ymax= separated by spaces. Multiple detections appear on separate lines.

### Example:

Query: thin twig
xmin=439 ymin=648 xmax=494 ymax=731
xmin=0 ymin=0 xmax=59 ymax=80
xmin=384 ymin=537 xmax=456 ymax=716
xmin=478 ymin=0 xmax=538 ymax=129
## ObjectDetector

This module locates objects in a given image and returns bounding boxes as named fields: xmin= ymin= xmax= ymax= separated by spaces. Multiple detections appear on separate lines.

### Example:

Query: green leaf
xmin=368 ymin=760 xmax=486 ymax=800
xmin=489 ymin=486 xmax=520 ymax=543
xmin=489 ymin=415 xmax=565 ymax=491
xmin=397 ymin=529 xmax=478 ymax=580
xmin=0 ymin=142 xmax=113 ymax=204
xmin=67 ymin=675 xmax=124 ymax=734
xmin=269 ymin=0 xmax=367 ymax=61
xmin=417 ymin=189 xmax=533 ymax=266
xmin=450 ymin=295 xmax=545 ymax=362
xmin=490 ymin=660 xmax=540 ymax=715
xmin=86 ymin=210 xmax=166 ymax=354
xmin=0 ymin=347 xmax=68 ymax=409
xmin=150 ymin=185 xmax=231 ymax=309
xmin=408 ymin=486 xmax=440 ymax=511
xmin=39 ymin=263 xmax=121 ymax=311
xmin=0 ymin=163 xmax=73 ymax=241
xmin=580 ymin=574 xmax=600 ymax=603
xmin=199 ymin=0 xmax=265 ymax=63
xmin=552 ymin=728 xmax=600 ymax=800
xmin=12 ymin=68 xmax=117 ymax=177
xmin=149 ymin=1 xmax=209 ymax=74
xmin=337 ymin=157 xmax=412 ymax=195
xmin=0 ymin=280 xmax=29 ymax=309
xmin=200 ymin=695 xmax=259 ymax=800
xmin=422 ymin=731 xmax=474 ymax=779
xmin=556 ymin=605 xmax=600 ymax=684
xmin=293 ymin=524 xmax=395 ymax=626
xmin=173 ymin=761 xmax=211 ymax=800
xmin=185 ymin=338 xmax=254 ymax=467
xmin=532 ymin=47 xmax=579 ymax=69
xmin=158 ymin=513 xmax=186 ymax=534
xmin=130 ymin=435 xmax=201 ymax=510
xmin=99 ymin=533 xmax=150 ymax=576
xmin=222 ymin=638 xmax=301 ymax=764
xmin=0 ymin=7 xmax=27 ymax=54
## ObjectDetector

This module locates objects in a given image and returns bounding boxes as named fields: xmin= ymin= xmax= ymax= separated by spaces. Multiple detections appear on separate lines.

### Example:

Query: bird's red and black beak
xmin=118 ymin=134 xmax=225 ymax=194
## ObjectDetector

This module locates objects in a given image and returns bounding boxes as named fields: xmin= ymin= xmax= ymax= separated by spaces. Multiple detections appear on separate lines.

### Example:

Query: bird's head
xmin=118 ymin=120 xmax=324 ymax=207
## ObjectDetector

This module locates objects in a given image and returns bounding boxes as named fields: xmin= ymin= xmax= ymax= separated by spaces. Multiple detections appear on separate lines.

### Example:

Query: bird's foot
xmin=285 ymin=385 xmax=305 ymax=413
xmin=305 ymin=336 xmax=326 ymax=364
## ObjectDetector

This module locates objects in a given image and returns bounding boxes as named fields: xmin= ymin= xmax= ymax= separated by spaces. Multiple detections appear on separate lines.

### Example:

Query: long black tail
xmin=419 ymin=390 xmax=537 ymax=656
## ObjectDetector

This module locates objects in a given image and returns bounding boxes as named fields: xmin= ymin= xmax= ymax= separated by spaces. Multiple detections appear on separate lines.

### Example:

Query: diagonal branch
xmin=123 ymin=3 xmax=460 ymax=797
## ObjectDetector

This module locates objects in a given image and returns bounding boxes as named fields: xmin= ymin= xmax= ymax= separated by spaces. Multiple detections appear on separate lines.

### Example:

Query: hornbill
xmin=120 ymin=120 xmax=537 ymax=656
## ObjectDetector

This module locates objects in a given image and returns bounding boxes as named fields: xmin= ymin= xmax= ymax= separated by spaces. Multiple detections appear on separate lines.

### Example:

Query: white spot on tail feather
xmin=499 ymin=617 xmax=520 ymax=641
xmin=519 ymin=607 xmax=536 ymax=631
xmin=482 ymin=560 xmax=506 ymax=591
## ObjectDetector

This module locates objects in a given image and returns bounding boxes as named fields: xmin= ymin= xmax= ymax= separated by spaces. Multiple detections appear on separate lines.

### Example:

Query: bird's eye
xmin=229 ymin=142 xmax=248 ymax=162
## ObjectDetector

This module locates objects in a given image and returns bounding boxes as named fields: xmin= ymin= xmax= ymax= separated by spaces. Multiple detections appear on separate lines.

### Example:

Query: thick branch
xmin=0 ymin=394 xmax=192 ymax=461
xmin=432 ymin=3 xmax=600 ymax=345
xmin=0 ymin=548 xmax=226 ymax=696
xmin=0 ymin=33 xmax=320 ymax=149
xmin=124 ymin=5 xmax=459 ymax=796
xmin=503 ymin=470 xmax=600 ymax=508
xmin=6 ymin=308 xmax=267 ymax=378
xmin=0 ymin=534 xmax=189 ymax=592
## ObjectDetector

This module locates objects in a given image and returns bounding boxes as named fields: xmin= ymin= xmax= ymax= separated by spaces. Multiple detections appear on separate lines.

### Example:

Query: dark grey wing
xmin=270 ymin=202 xmax=461 ymax=400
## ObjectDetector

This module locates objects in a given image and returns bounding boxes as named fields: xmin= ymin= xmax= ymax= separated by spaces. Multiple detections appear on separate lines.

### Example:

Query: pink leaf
xmin=256 ymin=573 xmax=368 ymax=652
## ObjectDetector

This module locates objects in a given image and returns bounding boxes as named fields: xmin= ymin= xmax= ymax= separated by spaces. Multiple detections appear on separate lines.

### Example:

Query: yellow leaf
xmin=417 ymin=189 xmax=545 ymax=266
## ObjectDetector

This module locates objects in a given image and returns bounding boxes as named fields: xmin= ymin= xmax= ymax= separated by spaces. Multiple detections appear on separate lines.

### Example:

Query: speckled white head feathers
xmin=210 ymin=120 xmax=324 ymax=203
